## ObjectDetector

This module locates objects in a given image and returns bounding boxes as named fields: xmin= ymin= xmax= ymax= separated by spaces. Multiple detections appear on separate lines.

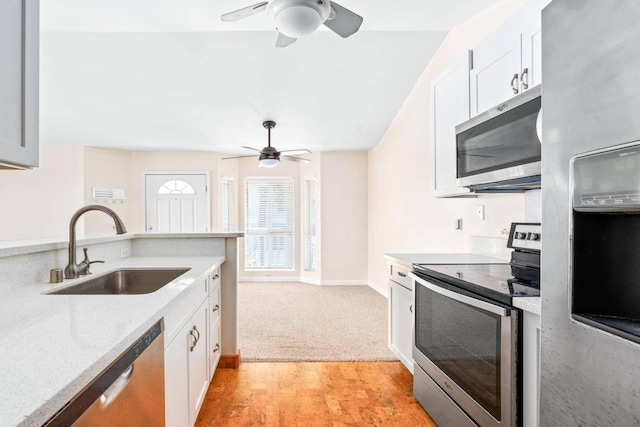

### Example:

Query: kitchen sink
xmin=49 ymin=268 xmax=191 ymax=295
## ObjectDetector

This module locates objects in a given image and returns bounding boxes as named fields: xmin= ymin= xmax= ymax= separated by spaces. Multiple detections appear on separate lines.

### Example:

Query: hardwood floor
xmin=196 ymin=362 xmax=436 ymax=427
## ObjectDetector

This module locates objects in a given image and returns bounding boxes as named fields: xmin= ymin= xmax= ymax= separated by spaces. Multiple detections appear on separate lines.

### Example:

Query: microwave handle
xmin=411 ymin=274 xmax=509 ymax=317
xmin=510 ymin=73 xmax=519 ymax=94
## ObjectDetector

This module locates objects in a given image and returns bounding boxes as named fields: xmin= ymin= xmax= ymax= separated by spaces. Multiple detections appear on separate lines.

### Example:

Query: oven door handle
xmin=410 ymin=273 xmax=509 ymax=317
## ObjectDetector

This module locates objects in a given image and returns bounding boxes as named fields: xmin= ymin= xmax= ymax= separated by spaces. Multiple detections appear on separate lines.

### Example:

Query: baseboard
xmin=238 ymin=277 xmax=300 ymax=283
xmin=239 ymin=277 xmax=369 ymax=286
xmin=368 ymin=281 xmax=388 ymax=298
xmin=219 ymin=350 xmax=241 ymax=369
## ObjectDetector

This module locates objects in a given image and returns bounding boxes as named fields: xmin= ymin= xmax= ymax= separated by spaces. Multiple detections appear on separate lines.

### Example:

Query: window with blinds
xmin=221 ymin=177 xmax=234 ymax=232
xmin=303 ymin=177 xmax=317 ymax=272
xmin=244 ymin=178 xmax=295 ymax=270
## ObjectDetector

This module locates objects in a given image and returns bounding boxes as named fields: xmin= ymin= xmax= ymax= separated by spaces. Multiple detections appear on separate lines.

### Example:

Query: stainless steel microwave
xmin=455 ymin=86 xmax=542 ymax=192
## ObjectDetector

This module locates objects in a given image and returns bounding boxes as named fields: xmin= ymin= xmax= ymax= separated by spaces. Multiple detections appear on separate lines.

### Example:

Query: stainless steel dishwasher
xmin=45 ymin=319 xmax=165 ymax=426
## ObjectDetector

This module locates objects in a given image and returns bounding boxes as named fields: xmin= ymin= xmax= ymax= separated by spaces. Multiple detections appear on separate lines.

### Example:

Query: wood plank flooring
xmin=195 ymin=362 xmax=436 ymax=427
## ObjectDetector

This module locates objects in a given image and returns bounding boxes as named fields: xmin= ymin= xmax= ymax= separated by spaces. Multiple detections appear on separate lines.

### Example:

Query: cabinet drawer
xmin=209 ymin=317 xmax=221 ymax=380
xmin=389 ymin=264 xmax=413 ymax=290
xmin=210 ymin=282 xmax=221 ymax=323
xmin=210 ymin=267 xmax=221 ymax=284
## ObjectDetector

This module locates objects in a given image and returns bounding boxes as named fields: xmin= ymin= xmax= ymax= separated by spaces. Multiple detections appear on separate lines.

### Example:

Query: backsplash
xmin=525 ymin=189 xmax=542 ymax=223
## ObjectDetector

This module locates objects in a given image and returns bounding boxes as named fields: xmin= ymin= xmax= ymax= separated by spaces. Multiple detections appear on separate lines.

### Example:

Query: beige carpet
xmin=238 ymin=282 xmax=397 ymax=362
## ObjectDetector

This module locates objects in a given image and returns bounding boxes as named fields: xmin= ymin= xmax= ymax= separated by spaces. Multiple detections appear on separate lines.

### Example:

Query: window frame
xmin=302 ymin=176 xmax=317 ymax=272
xmin=244 ymin=177 xmax=295 ymax=272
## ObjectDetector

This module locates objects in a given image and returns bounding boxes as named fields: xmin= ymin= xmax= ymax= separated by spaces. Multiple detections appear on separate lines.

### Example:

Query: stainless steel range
xmin=410 ymin=223 xmax=541 ymax=427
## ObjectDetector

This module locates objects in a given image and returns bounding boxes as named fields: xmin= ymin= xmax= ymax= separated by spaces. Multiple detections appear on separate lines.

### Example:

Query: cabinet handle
xmin=510 ymin=73 xmax=519 ymax=94
xmin=212 ymin=304 xmax=220 ymax=312
xmin=212 ymin=274 xmax=220 ymax=280
xmin=520 ymin=68 xmax=529 ymax=90
xmin=397 ymin=272 xmax=407 ymax=278
xmin=410 ymin=304 xmax=413 ymax=313
xmin=189 ymin=329 xmax=198 ymax=352
xmin=213 ymin=343 xmax=220 ymax=353
xmin=193 ymin=325 xmax=200 ymax=341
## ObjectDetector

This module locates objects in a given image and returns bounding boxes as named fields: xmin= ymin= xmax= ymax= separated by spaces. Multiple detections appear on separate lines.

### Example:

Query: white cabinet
xmin=0 ymin=0 xmax=39 ymax=169
xmin=165 ymin=266 xmax=223 ymax=427
xmin=470 ymin=0 xmax=550 ymax=116
xmin=431 ymin=52 xmax=473 ymax=197
xmin=165 ymin=297 xmax=209 ymax=427
xmin=188 ymin=301 xmax=209 ymax=426
xmin=208 ymin=269 xmax=221 ymax=380
xmin=388 ymin=263 xmax=413 ymax=373
xmin=522 ymin=311 xmax=541 ymax=427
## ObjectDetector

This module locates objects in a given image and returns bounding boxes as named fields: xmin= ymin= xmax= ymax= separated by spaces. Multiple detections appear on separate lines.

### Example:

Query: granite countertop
xmin=0 ymin=232 xmax=244 ymax=258
xmin=0 ymin=256 xmax=223 ymax=427
xmin=384 ymin=253 xmax=510 ymax=268
xmin=513 ymin=297 xmax=541 ymax=316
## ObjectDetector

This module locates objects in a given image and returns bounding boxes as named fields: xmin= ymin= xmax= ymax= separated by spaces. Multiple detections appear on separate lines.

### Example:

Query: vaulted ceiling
xmin=39 ymin=0 xmax=500 ymax=154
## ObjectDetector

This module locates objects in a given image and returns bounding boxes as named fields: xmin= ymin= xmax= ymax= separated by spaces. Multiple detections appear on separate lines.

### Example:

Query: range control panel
xmin=507 ymin=223 xmax=541 ymax=252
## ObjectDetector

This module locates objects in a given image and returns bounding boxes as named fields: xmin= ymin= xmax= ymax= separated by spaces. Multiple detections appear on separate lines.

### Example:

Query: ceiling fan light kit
xmin=221 ymin=0 xmax=363 ymax=48
xmin=222 ymin=120 xmax=312 ymax=167
xmin=268 ymin=0 xmax=330 ymax=38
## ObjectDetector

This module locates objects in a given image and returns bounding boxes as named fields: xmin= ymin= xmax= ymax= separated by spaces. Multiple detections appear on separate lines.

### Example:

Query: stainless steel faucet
xmin=64 ymin=205 xmax=127 ymax=279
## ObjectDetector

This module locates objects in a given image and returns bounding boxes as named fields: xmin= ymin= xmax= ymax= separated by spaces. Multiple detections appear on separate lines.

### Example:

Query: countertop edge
xmin=0 ymin=232 xmax=244 ymax=258
xmin=513 ymin=297 xmax=542 ymax=316
xmin=384 ymin=253 xmax=510 ymax=268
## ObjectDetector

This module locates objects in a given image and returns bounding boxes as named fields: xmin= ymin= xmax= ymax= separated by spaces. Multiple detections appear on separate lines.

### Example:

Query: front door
xmin=145 ymin=173 xmax=209 ymax=232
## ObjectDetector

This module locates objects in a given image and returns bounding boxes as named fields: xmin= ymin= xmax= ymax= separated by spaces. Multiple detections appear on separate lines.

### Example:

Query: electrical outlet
xmin=476 ymin=205 xmax=485 ymax=220
xmin=120 ymin=248 xmax=130 ymax=258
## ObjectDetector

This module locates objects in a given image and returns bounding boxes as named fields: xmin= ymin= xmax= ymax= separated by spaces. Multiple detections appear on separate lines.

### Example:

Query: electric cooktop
xmin=413 ymin=263 xmax=540 ymax=305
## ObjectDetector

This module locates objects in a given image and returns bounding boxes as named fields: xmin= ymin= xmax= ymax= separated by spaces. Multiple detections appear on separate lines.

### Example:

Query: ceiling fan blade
xmin=275 ymin=32 xmax=297 ymax=48
xmin=221 ymin=2 xmax=268 ymax=22
xmin=241 ymin=146 xmax=263 ymax=153
xmin=222 ymin=155 xmax=259 ymax=160
xmin=279 ymin=149 xmax=312 ymax=154
xmin=324 ymin=2 xmax=363 ymax=38
xmin=283 ymin=155 xmax=311 ymax=164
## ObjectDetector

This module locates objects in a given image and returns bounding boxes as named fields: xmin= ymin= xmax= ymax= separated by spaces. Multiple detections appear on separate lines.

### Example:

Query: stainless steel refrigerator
xmin=542 ymin=0 xmax=640 ymax=425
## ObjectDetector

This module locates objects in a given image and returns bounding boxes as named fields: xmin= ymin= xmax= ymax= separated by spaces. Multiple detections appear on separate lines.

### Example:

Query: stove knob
xmin=516 ymin=232 xmax=527 ymax=239
xmin=529 ymin=233 xmax=540 ymax=241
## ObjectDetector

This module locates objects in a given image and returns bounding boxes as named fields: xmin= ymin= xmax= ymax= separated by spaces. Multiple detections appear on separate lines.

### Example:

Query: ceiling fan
xmin=222 ymin=121 xmax=311 ymax=168
xmin=220 ymin=0 xmax=363 ymax=48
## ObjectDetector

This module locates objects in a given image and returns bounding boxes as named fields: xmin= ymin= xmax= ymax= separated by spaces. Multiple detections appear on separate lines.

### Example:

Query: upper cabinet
xmin=470 ymin=0 xmax=550 ymax=116
xmin=431 ymin=52 xmax=473 ymax=197
xmin=0 ymin=0 xmax=39 ymax=169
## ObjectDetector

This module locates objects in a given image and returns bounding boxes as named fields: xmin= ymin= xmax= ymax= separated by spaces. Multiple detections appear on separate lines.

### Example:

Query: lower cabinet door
xmin=188 ymin=300 xmax=209 ymax=426
xmin=165 ymin=322 xmax=191 ymax=427
xmin=390 ymin=281 xmax=414 ymax=372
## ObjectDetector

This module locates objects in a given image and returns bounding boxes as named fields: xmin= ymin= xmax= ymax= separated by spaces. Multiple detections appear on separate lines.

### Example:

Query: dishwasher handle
xmin=99 ymin=364 xmax=134 ymax=408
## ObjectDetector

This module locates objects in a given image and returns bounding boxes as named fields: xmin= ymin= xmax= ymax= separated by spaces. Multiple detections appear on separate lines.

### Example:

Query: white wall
xmin=0 ymin=145 xmax=85 ymax=241
xmin=83 ymin=147 xmax=133 ymax=234
xmin=320 ymin=152 xmax=368 ymax=282
xmin=367 ymin=0 xmax=531 ymax=294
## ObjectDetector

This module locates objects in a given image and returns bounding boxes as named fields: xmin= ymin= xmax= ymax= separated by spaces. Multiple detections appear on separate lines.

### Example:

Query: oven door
xmin=411 ymin=273 xmax=518 ymax=427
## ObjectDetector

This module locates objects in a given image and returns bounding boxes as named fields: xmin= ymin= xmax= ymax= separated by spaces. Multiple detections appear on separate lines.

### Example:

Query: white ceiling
xmin=39 ymin=0 xmax=501 ymax=154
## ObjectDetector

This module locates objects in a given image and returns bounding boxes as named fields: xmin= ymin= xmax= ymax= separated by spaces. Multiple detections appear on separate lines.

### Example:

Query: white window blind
xmin=221 ymin=177 xmax=234 ymax=232
xmin=244 ymin=178 xmax=294 ymax=270
xmin=303 ymin=178 xmax=317 ymax=272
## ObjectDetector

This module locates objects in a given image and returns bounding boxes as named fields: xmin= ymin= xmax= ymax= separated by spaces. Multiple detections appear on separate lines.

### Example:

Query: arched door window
xmin=158 ymin=180 xmax=196 ymax=195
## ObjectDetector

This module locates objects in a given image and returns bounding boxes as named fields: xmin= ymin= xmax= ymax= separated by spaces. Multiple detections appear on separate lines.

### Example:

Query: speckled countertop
xmin=0 ymin=256 xmax=223 ymax=427
xmin=513 ymin=297 xmax=541 ymax=316
xmin=0 ymin=232 xmax=243 ymax=257
xmin=384 ymin=253 xmax=509 ymax=268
